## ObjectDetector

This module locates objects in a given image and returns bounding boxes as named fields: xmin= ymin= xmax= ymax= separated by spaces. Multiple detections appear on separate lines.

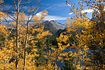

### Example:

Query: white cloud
xmin=67 ymin=4 xmax=71 ymax=6
xmin=36 ymin=12 xmax=48 ymax=17
xmin=44 ymin=15 xmax=67 ymax=21
xmin=81 ymin=8 xmax=105 ymax=13
xmin=66 ymin=3 xmax=71 ymax=7
xmin=36 ymin=12 xmax=42 ymax=17
xmin=69 ymin=13 xmax=73 ymax=15
xmin=69 ymin=9 xmax=94 ymax=15
xmin=82 ymin=9 xmax=94 ymax=13
xmin=1 ymin=16 xmax=12 ymax=21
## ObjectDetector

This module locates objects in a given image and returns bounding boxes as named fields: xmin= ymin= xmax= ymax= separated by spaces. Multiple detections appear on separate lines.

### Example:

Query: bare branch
xmin=13 ymin=0 xmax=17 ymax=11
xmin=3 ymin=17 xmax=10 ymax=25
xmin=28 ymin=7 xmax=39 ymax=23
xmin=20 ymin=0 xmax=31 ymax=5
xmin=19 ymin=5 xmax=24 ymax=12
xmin=6 ymin=13 xmax=16 ymax=21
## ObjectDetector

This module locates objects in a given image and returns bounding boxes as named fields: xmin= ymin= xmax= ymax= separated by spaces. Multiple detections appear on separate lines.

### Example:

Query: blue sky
xmin=2 ymin=0 xmax=94 ymax=24
xmin=39 ymin=0 xmax=78 ymax=24
xmin=38 ymin=0 xmax=93 ymax=24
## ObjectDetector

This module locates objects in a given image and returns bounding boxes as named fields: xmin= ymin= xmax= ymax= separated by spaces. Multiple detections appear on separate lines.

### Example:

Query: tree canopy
xmin=0 ymin=0 xmax=105 ymax=70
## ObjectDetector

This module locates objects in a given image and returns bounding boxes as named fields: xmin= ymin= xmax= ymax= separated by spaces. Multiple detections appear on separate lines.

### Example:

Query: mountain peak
xmin=42 ymin=20 xmax=66 ymax=34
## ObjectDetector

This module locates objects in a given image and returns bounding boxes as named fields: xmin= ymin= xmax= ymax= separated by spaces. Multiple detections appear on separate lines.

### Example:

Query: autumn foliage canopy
xmin=0 ymin=0 xmax=105 ymax=70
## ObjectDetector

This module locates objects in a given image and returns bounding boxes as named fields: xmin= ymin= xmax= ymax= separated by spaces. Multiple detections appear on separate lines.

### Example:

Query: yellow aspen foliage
xmin=43 ymin=10 xmax=48 ymax=15
xmin=33 ymin=16 xmax=39 ymax=23
xmin=53 ymin=0 xmax=105 ymax=70
xmin=12 ymin=11 xmax=17 ymax=14
xmin=57 ymin=56 xmax=63 ymax=61
xmin=0 ymin=0 xmax=104 ymax=70
xmin=56 ymin=33 xmax=69 ymax=43
xmin=36 ymin=31 xmax=52 ymax=39
xmin=11 ymin=22 xmax=16 ymax=25
xmin=33 ymin=26 xmax=44 ymax=33
xmin=0 ymin=12 xmax=5 ymax=18
xmin=0 ymin=0 xmax=55 ymax=70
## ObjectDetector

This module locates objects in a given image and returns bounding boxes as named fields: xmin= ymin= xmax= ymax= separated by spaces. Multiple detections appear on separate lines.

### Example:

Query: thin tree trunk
xmin=23 ymin=22 xmax=29 ymax=70
xmin=16 ymin=0 xmax=19 ymax=69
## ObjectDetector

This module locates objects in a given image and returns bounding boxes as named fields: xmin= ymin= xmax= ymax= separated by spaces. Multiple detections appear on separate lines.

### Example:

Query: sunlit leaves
xmin=11 ymin=22 xmax=15 ymax=25
xmin=43 ymin=10 xmax=48 ymax=15
xmin=63 ymin=0 xmax=105 ymax=69
xmin=33 ymin=16 xmax=39 ymax=23
xmin=36 ymin=31 xmax=52 ymax=39
xmin=0 ymin=0 xmax=105 ymax=70
xmin=70 ymin=8 xmax=72 ymax=12
xmin=33 ymin=26 xmax=44 ymax=33
xmin=0 ymin=12 xmax=5 ymax=18
xmin=88 ymin=7 xmax=90 ymax=10
xmin=0 ymin=8 xmax=52 ymax=70
xmin=56 ymin=33 xmax=69 ymax=43
xmin=96 ymin=0 xmax=103 ymax=3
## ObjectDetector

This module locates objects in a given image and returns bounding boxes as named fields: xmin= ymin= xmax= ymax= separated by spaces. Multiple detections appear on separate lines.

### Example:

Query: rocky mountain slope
xmin=42 ymin=20 xmax=66 ymax=34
